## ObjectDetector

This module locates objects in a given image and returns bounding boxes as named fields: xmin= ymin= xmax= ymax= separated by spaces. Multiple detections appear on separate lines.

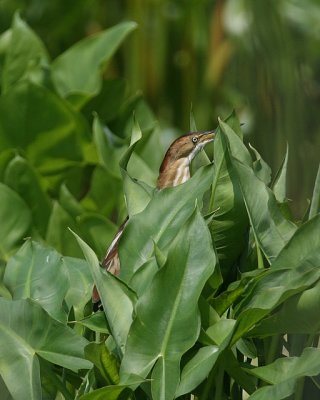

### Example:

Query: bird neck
xmin=156 ymin=157 xmax=191 ymax=189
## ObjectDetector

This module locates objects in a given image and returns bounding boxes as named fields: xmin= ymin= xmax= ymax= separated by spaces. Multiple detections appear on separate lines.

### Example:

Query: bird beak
xmin=203 ymin=130 xmax=215 ymax=141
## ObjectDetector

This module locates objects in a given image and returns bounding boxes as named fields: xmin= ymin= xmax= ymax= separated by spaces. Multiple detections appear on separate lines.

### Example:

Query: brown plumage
xmin=92 ymin=130 xmax=215 ymax=306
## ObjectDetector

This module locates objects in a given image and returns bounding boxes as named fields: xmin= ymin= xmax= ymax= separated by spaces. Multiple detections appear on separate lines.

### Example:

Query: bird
xmin=92 ymin=130 xmax=215 ymax=306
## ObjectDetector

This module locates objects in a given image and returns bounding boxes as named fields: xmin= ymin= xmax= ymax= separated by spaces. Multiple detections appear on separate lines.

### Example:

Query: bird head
xmin=157 ymin=130 xmax=215 ymax=188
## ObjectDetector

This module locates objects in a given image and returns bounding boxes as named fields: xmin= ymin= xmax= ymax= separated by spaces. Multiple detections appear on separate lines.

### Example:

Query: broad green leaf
xmin=4 ymin=155 xmax=51 ymax=236
xmin=230 ymin=157 xmax=296 ymax=263
xmin=80 ymin=385 xmax=132 ymax=400
xmin=120 ymin=117 xmax=154 ymax=216
xmin=208 ymin=117 xmax=249 ymax=276
xmin=72 ymin=231 xmax=136 ymax=355
xmin=4 ymin=240 xmax=68 ymax=322
xmin=0 ymin=81 xmax=86 ymax=171
xmin=63 ymin=256 xmax=93 ymax=319
xmin=0 ymin=183 xmax=31 ymax=260
xmin=249 ymin=143 xmax=271 ymax=185
xmin=2 ymin=13 xmax=49 ymax=92
xmin=272 ymin=213 xmax=320 ymax=270
xmin=176 ymin=345 xmax=220 ymax=397
xmin=85 ymin=342 xmax=119 ymax=385
xmin=52 ymin=22 xmax=137 ymax=107
xmin=78 ymin=213 xmax=118 ymax=259
xmin=232 ymin=263 xmax=320 ymax=343
xmin=246 ymin=347 xmax=320 ymax=400
xmin=119 ymin=165 xmax=214 ymax=283
xmin=76 ymin=312 xmax=109 ymax=334
xmin=120 ymin=208 xmax=216 ymax=400
xmin=249 ymin=279 xmax=320 ymax=336
xmin=93 ymin=115 xmax=124 ymax=178
xmin=46 ymin=201 xmax=81 ymax=257
xmin=309 ymin=163 xmax=320 ymax=219
xmin=0 ymin=298 xmax=91 ymax=400
xmin=272 ymin=145 xmax=289 ymax=203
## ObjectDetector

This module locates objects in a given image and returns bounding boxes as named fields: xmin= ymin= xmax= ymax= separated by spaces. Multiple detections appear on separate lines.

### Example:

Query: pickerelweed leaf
xmin=0 ymin=81 xmax=87 ymax=172
xmin=176 ymin=345 xmax=220 ymax=397
xmin=120 ymin=208 xmax=216 ymax=400
xmin=245 ymin=347 xmax=320 ymax=400
xmin=248 ymin=279 xmax=320 ymax=336
xmin=249 ymin=143 xmax=272 ymax=185
xmin=2 ymin=12 xmax=49 ymax=92
xmin=208 ymin=116 xmax=249 ymax=277
xmin=0 ymin=183 xmax=31 ymax=261
xmin=272 ymin=144 xmax=289 ymax=203
xmin=0 ymin=298 xmax=91 ymax=400
xmin=309 ymin=163 xmax=320 ymax=219
xmin=230 ymin=156 xmax=296 ymax=263
xmin=71 ymin=230 xmax=136 ymax=355
xmin=4 ymin=240 xmax=69 ymax=322
xmin=52 ymin=21 xmax=137 ymax=108
xmin=232 ymin=262 xmax=320 ymax=344
xmin=119 ymin=165 xmax=214 ymax=284
xmin=4 ymin=155 xmax=51 ymax=236
xmin=85 ymin=342 xmax=120 ymax=386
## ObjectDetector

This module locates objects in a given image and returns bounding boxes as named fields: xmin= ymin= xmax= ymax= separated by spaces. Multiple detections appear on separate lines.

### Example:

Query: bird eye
xmin=192 ymin=136 xmax=198 ymax=143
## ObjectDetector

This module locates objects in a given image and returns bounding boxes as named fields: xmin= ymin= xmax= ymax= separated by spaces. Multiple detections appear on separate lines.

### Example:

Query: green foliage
xmin=0 ymin=15 xmax=319 ymax=400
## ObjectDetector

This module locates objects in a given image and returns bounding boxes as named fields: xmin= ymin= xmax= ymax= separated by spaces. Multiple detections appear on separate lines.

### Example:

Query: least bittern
xmin=92 ymin=130 xmax=215 ymax=305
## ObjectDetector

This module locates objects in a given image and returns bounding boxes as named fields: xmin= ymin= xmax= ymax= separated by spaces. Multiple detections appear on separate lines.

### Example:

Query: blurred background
xmin=0 ymin=0 xmax=319 ymax=216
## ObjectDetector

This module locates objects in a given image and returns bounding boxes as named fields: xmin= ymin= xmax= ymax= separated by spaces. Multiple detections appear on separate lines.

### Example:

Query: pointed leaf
xmin=246 ymin=348 xmax=320 ymax=400
xmin=0 ymin=183 xmax=31 ymax=260
xmin=176 ymin=345 xmax=220 ymax=396
xmin=52 ymin=22 xmax=137 ymax=107
xmin=4 ymin=155 xmax=51 ymax=236
xmin=272 ymin=145 xmax=289 ymax=203
xmin=230 ymin=157 xmax=296 ymax=263
xmin=120 ymin=208 xmax=216 ymax=400
xmin=0 ymin=298 xmax=91 ymax=400
xmin=119 ymin=165 xmax=214 ymax=283
xmin=309 ymin=163 xmax=320 ymax=219
xmin=71 ymin=231 xmax=135 ymax=355
xmin=4 ymin=240 xmax=69 ymax=322
xmin=2 ymin=13 xmax=49 ymax=92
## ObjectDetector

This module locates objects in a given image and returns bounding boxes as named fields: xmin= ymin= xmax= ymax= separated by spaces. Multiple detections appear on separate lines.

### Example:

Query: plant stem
xmin=265 ymin=334 xmax=281 ymax=365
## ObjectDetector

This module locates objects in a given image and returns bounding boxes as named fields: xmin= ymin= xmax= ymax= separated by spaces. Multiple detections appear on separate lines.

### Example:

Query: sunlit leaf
xmin=120 ymin=208 xmax=216 ymax=400
xmin=0 ymin=298 xmax=91 ymax=400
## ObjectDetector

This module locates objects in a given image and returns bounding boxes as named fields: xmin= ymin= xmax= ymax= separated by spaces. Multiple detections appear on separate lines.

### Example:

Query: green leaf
xmin=46 ymin=201 xmax=81 ymax=257
xmin=52 ymin=21 xmax=137 ymax=107
xmin=120 ymin=208 xmax=216 ymax=400
xmin=120 ymin=117 xmax=154 ymax=216
xmin=208 ymin=117 xmax=249 ymax=276
xmin=249 ymin=143 xmax=272 ymax=185
xmin=176 ymin=345 xmax=220 ymax=396
xmin=0 ymin=298 xmax=91 ymax=400
xmin=63 ymin=256 xmax=93 ymax=319
xmin=0 ymin=81 xmax=86 ymax=171
xmin=0 ymin=183 xmax=31 ymax=260
xmin=4 ymin=155 xmax=51 ymax=236
xmin=76 ymin=312 xmax=109 ymax=334
xmin=85 ymin=342 xmax=120 ymax=385
xmin=272 ymin=145 xmax=289 ymax=203
xmin=309 ymin=163 xmax=320 ymax=219
xmin=233 ymin=263 xmax=320 ymax=343
xmin=71 ymin=230 xmax=136 ymax=355
xmin=119 ymin=165 xmax=214 ymax=283
xmin=2 ymin=13 xmax=49 ymax=92
xmin=80 ymin=385 xmax=132 ymax=400
xmin=272 ymin=213 xmax=320 ymax=270
xmin=246 ymin=348 xmax=320 ymax=400
xmin=249 ymin=279 xmax=320 ymax=336
xmin=230 ymin=156 xmax=296 ymax=263
xmin=4 ymin=240 xmax=68 ymax=322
